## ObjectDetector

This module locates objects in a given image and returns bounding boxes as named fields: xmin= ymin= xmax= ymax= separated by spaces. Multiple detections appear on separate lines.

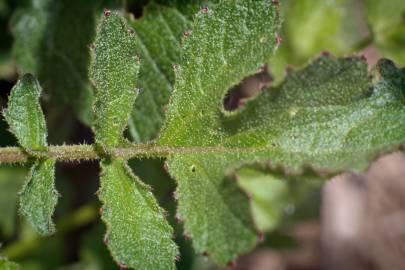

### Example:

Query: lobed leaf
xmin=163 ymin=55 xmax=405 ymax=261
xmin=19 ymin=159 xmax=57 ymax=236
xmin=166 ymin=153 xmax=258 ymax=264
xmin=91 ymin=11 xmax=179 ymax=269
xmin=158 ymin=0 xmax=281 ymax=264
xmin=90 ymin=11 xmax=140 ymax=149
xmin=98 ymin=158 xmax=178 ymax=270
xmin=3 ymin=74 xmax=47 ymax=155
xmin=128 ymin=3 xmax=190 ymax=142
xmin=157 ymin=0 xmax=405 ymax=265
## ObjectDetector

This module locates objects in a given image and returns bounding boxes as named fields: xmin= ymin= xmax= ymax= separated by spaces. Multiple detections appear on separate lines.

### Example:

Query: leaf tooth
xmin=183 ymin=30 xmax=191 ymax=37
xmin=103 ymin=8 xmax=111 ymax=17
xmin=200 ymin=7 xmax=209 ymax=14
xmin=118 ymin=263 xmax=128 ymax=269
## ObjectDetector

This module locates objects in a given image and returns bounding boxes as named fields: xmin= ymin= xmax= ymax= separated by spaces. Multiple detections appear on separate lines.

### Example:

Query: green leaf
xmin=158 ymin=0 xmax=281 ymax=264
xmin=157 ymin=1 xmax=405 ymax=264
xmin=19 ymin=159 xmax=58 ymax=236
xmin=166 ymin=154 xmax=258 ymax=264
xmin=128 ymin=3 xmax=190 ymax=142
xmin=90 ymin=11 xmax=140 ymax=149
xmin=3 ymin=74 xmax=48 ymax=155
xmin=98 ymin=158 xmax=178 ymax=270
xmin=91 ymin=11 xmax=178 ymax=269
xmin=0 ymin=256 xmax=19 ymax=270
xmin=11 ymin=0 xmax=119 ymax=123
xmin=161 ymin=56 xmax=405 ymax=263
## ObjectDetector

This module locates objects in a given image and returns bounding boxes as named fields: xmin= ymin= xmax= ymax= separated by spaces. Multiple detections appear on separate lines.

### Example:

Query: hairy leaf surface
xmin=91 ymin=12 xmax=140 ymax=149
xmin=98 ymin=158 xmax=178 ymax=270
xmin=3 ymin=74 xmax=47 ymax=155
xmin=91 ymin=11 xmax=179 ymax=269
xmin=158 ymin=1 xmax=405 ymax=264
xmin=158 ymin=0 xmax=281 ymax=264
xmin=3 ymin=74 xmax=58 ymax=236
xmin=19 ymin=159 xmax=57 ymax=236
xmin=128 ymin=3 xmax=190 ymax=142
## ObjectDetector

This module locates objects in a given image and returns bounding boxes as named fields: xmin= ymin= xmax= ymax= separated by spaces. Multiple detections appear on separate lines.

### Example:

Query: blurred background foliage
xmin=0 ymin=0 xmax=403 ymax=269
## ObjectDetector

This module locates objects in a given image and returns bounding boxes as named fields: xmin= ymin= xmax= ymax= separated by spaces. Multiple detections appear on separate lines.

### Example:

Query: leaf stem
xmin=0 ymin=144 xmax=260 ymax=164
xmin=0 ymin=143 xmax=168 ymax=163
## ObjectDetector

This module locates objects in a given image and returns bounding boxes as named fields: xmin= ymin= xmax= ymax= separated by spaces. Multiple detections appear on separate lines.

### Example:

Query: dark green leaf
xmin=158 ymin=0 xmax=281 ymax=264
xmin=98 ymin=158 xmax=178 ymax=270
xmin=19 ymin=159 xmax=58 ymax=236
xmin=90 ymin=11 xmax=140 ymax=149
xmin=3 ymin=74 xmax=47 ymax=155
xmin=128 ymin=3 xmax=190 ymax=142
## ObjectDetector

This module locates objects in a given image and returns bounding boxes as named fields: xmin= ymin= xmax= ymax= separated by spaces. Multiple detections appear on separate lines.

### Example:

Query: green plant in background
xmin=0 ymin=0 xmax=404 ymax=269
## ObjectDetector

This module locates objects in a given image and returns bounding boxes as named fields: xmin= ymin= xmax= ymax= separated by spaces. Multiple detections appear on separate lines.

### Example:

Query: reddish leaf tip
xmin=201 ymin=7 xmax=209 ymax=13
xmin=103 ymin=8 xmax=111 ymax=17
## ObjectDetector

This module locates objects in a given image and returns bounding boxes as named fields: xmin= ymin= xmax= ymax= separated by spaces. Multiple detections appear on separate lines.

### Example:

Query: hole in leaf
xmin=223 ymin=66 xmax=272 ymax=111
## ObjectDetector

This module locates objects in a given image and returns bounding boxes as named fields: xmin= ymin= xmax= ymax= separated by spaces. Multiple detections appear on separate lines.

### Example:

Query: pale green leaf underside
xmin=3 ymin=74 xmax=47 ymax=154
xmin=90 ymin=12 xmax=140 ymax=148
xmin=159 ymin=0 xmax=281 ymax=265
xmin=0 ymin=256 xmax=19 ymax=270
xmin=19 ymin=159 xmax=57 ymax=236
xmin=128 ymin=3 xmax=190 ymax=142
xmin=98 ymin=158 xmax=178 ymax=270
